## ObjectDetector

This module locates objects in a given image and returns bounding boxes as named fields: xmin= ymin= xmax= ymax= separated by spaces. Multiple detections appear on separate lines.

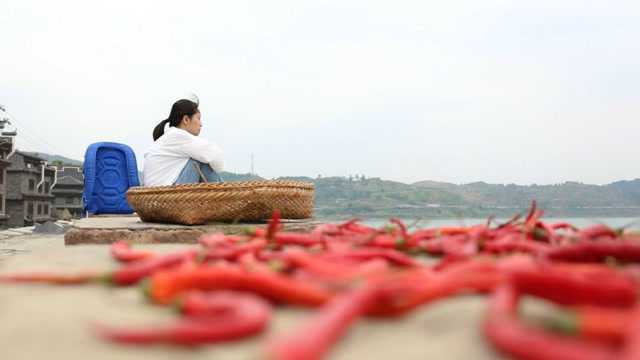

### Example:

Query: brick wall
xmin=7 ymin=154 xmax=25 ymax=170
xmin=6 ymin=200 xmax=24 ymax=228
xmin=6 ymin=171 xmax=23 ymax=200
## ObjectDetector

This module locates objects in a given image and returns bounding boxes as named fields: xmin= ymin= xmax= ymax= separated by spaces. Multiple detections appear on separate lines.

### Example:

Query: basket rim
xmin=127 ymin=180 xmax=315 ymax=195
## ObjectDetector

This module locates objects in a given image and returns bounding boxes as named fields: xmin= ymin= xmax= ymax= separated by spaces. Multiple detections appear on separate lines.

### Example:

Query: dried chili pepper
xmin=508 ymin=266 xmax=637 ymax=308
xmin=266 ymin=209 xmax=282 ymax=241
xmin=203 ymin=239 xmax=266 ymax=262
xmin=274 ymin=232 xmax=324 ymax=247
xmin=370 ymin=260 xmax=499 ymax=317
xmin=551 ymin=222 xmax=579 ymax=231
xmin=106 ymin=250 xmax=198 ymax=286
xmin=95 ymin=291 xmax=271 ymax=346
xmin=147 ymin=265 xmax=332 ymax=306
xmin=266 ymin=283 xmax=380 ymax=360
xmin=621 ymin=307 xmax=640 ymax=360
xmin=110 ymin=241 xmax=155 ymax=263
xmin=0 ymin=272 xmax=101 ymax=285
xmin=318 ymin=247 xmax=417 ymax=266
xmin=0 ymin=250 xmax=197 ymax=287
xmin=497 ymin=212 xmax=522 ymax=229
xmin=577 ymin=224 xmax=618 ymax=241
xmin=545 ymin=241 xmax=640 ymax=263
xmin=539 ymin=306 xmax=632 ymax=344
xmin=483 ymin=235 xmax=550 ymax=255
xmin=484 ymin=284 xmax=618 ymax=360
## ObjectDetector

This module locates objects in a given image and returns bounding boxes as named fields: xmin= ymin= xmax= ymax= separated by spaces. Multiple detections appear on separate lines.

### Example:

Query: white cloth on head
xmin=143 ymin=126 xmax=224 ymax=187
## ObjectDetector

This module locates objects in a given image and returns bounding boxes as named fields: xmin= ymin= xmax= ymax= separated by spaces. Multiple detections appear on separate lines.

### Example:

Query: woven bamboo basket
xmin=126 ymin=180 xmax=314 ymax=225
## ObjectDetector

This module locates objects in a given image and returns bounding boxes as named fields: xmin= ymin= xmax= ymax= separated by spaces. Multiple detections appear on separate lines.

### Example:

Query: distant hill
xmin=220 ymin=172 xmax=264 ymax=182
xmin=314 ymin=177 xmax=640 ymax=218
xmin=413 ymin=179 xmax=640 ymax=208
xmin=24 ymin=152 xmax=83 ymax=166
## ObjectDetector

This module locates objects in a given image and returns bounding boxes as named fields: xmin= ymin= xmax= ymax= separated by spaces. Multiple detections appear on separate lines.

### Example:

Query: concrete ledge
xmin=64 ymin=216 xmax=322 ymax=245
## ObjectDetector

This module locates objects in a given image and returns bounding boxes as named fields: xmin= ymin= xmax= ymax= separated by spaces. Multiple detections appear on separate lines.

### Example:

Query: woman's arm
xmin=180 ymin=136 xmax=225 ymax=172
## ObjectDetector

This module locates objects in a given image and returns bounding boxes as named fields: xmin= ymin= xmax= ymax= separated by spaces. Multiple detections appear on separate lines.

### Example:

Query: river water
xmin=338 ymin=217 xmax=640 ymax=230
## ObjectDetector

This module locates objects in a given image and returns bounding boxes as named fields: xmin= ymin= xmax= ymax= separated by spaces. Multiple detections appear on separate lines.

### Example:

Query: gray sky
xmin=1 ymin=1 xmax=639 ymax=185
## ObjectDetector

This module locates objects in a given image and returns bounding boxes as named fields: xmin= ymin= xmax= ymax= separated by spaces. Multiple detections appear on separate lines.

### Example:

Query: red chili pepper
xmin=107 ymin=250 xmax=198 ymax=286
xmin=0 ymin=272 xmax=101 ymax=285
xmin=525 ymin=200 xmax=538 ymax=223
xmin=418 ymin=238 xmax=443 ymax=254
xmin=524 ymin=211 xmax=545 ymax=235
xmin=337 ymin=220 xmax=376 ymax=236
xmin=390 ymin=218 xmax=409 ymax=242
xmin=95 ymin=291 xmax=271 ymax=346
xmin=508 ymin=266 xmax=637 ymax=308
xmin=246 ymin=227 xmax=267 ymax=238
xmin=551 ymin=222 xmax=579 ymax=231
xmin=365 ymin=233 xmax=399 ymax=248
xmin=531 ymin=221 xmax=555 ymax=243
xmin=441 ymin=234 xmax=477 ymax=257
xmin=198 ymin=233 xmax=238 ymax=248
xmin=203 ymin=239 xmax=266 ymax=262
xmin=621 ymin=307 xmax=640 ymax=360
xmin=370 ymin=261 xmax=500 ymax=317
xmin=148 ymin=265 xmax=332 ymax=306
xmin=540 ymin=305 xmax=632 ymax=345
xmin=545 ymin=241 xmax=640 ymax=263
xmin=408 ymin=228 xmax=438 ymax=240
xmin=1 ymin=250 xmax=197 ymax=287
xmin=484 ymin=284 xmax=618 ymax=360
xmin=266 ymin=209 xmax=282 ymax=240
xmin=483 ymin=235 xmax=551 ymax=255
xmin=286 ymin=249 xmax=391 ymax=284
xmin=286 ymin=250 xmax=361 ymax=278
xmin=293 ymin=259 xmax=390 ymax=288
xmin=334 ymin=233 xmax=376 ymax=248
xmin=322 ymin=248 xmax=419 ymax=267
xmin=436 ymin=227 xmax=471 ymax=236
xmin=274 ymin=232 xmax=323 ymax=247
xmin=266 ymin=283 xmax=380 ymax=360
xmin=237 ymin=253 xmax=274 ymax=273
xmin=407 ymin=229 xmax=439 ymax=248
xmin=577 ymin=224 xmax=618 ymax=241
xmin=110 ymin=241 xmax=155 ymax=263
xmin=497 ymin=212 xmax=522 ymax=229
xmin=228 ymin=268 xmax=333 ymax=306
xmin=337 ymin=218 xmax=363 ymax=230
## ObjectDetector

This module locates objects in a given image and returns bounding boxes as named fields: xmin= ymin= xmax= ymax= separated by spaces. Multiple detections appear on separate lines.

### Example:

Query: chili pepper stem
xmin=140 ymin=279 xmax=154 ymax=301
xmin=528 ymin=311 xmax=579 ymax=335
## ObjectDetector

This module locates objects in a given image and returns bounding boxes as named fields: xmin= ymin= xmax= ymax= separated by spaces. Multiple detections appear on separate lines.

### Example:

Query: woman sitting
xmin=143 ymin=98 xmax=224 ymax=187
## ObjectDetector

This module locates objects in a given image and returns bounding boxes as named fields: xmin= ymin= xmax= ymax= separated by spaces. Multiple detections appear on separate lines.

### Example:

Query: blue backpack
xmin=83 ymin=142 xmax=140 ymax=215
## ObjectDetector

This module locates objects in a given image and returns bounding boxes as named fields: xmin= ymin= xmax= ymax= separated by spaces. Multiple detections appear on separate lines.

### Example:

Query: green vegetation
xmin=247 ymin=174 xmax=640 ymax=219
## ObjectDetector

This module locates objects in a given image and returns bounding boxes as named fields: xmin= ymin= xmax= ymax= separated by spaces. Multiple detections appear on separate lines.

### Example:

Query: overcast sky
xmin=1 ymin=1 xmax=639 ymax=185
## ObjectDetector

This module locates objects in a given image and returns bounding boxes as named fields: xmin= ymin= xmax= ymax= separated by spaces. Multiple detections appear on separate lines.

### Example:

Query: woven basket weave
xmin=126 ymin=180 xmax=315 ymax=225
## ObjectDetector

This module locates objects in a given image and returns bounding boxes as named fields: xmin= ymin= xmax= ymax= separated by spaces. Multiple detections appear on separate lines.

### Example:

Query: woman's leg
xmin=173 ymin=159 xmax=201 ymax=185
xmin=173 ymin=159 xmax=223 ymax=185
xmin=197 ymin=162 xmax=223 ymax=183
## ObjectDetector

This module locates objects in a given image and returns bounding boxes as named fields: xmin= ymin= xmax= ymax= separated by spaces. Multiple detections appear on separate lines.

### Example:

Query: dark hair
xmin=153 ymin=99 xmax=200 ymax=141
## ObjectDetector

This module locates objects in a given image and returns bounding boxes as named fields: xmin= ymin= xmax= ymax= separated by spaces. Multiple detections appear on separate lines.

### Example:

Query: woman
xmin=143 ymin=98 xmax=224 ymax=187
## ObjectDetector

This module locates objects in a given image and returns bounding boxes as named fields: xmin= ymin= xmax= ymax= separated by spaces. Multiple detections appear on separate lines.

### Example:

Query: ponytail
xmin=152 ymin=119 xmax=170 ymax=141
xmin=152 ymin=98 xmax=200 ymax=141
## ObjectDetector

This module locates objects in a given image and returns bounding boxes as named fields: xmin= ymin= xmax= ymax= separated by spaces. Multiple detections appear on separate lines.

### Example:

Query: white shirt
xmin=143 ymin=126 xmax=224 ymax=187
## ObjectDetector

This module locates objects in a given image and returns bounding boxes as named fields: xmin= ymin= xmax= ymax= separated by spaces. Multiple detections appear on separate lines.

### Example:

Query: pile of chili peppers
xmin=2 ymin=202 xmax=640 ymax=360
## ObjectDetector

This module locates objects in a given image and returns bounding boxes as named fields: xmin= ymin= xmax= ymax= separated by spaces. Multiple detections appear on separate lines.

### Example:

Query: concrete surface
xmin=0 ymin=233 xmax=506 ymax=360
xmin=65 ymin=216 xmax=323 ymax=245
